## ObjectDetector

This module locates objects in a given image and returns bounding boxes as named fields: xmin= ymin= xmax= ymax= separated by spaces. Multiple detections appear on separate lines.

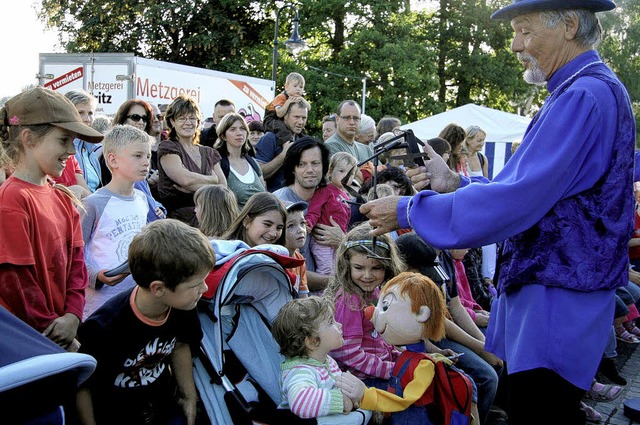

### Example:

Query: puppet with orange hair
xmin=338 ymin=272 xmax=478 ymax=425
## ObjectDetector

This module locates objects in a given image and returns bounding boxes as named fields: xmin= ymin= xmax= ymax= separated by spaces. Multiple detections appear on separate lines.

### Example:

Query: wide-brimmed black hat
xmin=491 ymin=0 xmax=616 ymax=20
xmin=396 ymin=233 xmax=449 ymax=284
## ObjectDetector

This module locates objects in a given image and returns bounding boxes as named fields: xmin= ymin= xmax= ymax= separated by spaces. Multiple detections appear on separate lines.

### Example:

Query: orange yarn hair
xmin=381 ymin=272 xmax=447 ymax=341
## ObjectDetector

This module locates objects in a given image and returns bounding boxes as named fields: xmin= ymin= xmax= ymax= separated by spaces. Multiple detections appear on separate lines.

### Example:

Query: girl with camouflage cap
xmin=0 ymin=87 xmax=102 ymax=350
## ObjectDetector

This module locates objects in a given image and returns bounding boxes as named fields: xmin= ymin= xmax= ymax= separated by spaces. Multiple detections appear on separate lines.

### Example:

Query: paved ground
xmin=586 ymin=341 xmax=640 ymax=424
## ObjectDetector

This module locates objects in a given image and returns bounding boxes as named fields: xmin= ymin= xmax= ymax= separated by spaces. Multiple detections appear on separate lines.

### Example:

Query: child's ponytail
xmin=53 ymin=182 xmax=85 ymax=210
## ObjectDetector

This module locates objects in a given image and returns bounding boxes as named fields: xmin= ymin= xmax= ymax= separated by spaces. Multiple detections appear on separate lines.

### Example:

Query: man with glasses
xmin=325 ymin=100 xmax=373 ymax=185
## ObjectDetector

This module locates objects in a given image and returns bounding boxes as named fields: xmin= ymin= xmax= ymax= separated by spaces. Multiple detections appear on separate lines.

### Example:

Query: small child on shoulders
xmin=76 ymin=219 xmax=215 ymax=425
xmin=285 ymin=201 xmax=310 ymax=298
xmin=264 ymin=72 xmax=311 ymax=145
xmin=306 ymin=152 xmax=357 ymax=275
xmin=272 ymin=296 xmax=372 ymax=424
xmin=81 ymin=125 xmax=154 ymax=318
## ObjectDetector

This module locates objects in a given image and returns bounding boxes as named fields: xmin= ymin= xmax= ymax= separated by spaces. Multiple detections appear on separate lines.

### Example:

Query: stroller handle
xmin=221 ymin=374 xmax=253 ymax=414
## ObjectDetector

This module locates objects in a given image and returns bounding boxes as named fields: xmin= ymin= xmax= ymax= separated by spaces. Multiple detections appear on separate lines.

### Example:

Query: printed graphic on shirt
xmin=114 ymin=336 xmax=177 ymax=388
xmin=103 ymin=214 xmax=146 ymax=260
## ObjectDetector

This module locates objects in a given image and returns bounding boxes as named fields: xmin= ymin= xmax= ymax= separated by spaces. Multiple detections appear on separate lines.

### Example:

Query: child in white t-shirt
xmin=81 ymin=125 xmax=154 ymax=317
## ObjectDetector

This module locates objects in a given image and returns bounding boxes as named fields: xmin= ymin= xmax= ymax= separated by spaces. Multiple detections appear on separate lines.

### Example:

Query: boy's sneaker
xmin=615 ymin=324 xmax=640 ymax=344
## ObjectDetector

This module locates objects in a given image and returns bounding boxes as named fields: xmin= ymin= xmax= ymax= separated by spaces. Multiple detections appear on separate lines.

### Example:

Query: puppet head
xmin=365 ymin=272 xmax=446 ymax=346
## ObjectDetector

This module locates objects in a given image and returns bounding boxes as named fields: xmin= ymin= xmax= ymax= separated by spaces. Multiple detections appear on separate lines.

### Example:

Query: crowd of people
xmin=0 ymin=1 xmax=637 ymax=424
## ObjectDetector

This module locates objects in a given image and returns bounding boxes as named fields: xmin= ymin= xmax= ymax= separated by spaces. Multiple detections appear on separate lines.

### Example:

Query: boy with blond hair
xmin=81 ymin=125 xmax=153 ymax=317
xmin=76 ymin=219 xmax=215 ymax=425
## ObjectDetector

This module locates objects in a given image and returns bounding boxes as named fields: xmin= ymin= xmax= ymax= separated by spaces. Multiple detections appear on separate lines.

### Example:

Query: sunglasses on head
xmin=127 ymin=114 xmax=148 ymax=122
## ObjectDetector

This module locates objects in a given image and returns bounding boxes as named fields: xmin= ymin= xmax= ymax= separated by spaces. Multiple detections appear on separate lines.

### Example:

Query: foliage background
xmin=37 ymin=0 xmax=639 ymax=140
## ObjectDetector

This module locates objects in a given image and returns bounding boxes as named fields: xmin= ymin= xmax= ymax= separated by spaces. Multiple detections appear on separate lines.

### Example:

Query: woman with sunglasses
xmin=113 ymin=99 xmax=154 ymax=134
xmin=157 ymin=94 xmax=227 ymax=226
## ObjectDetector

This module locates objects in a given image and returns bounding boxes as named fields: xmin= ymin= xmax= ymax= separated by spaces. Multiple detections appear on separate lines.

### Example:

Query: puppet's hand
xmin=336 ymin=372 xmax=366 ymax=402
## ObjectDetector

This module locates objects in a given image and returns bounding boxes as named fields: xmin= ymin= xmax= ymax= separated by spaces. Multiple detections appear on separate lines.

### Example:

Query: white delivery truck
xmin=38 ymin=52 xmax=275 ymax=122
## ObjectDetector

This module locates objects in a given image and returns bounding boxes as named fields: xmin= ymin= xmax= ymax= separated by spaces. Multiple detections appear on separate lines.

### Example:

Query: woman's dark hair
xmin=438 ymin=123 xmax=466 ymax=170
xmin=376 ymin=116 xmax=402 ymax=137
xmin=427 ymin=137 xmax=451 ymax=157
xmin=360 ymin=166 xmax=414 ymax=196
xmin=248 ymin=120 xmax=264 ymax=132
xmin=380 ymin=167 xmax=413 ymax=195
xmin=282 ymin=136 xmax=329 ymax=188
xmin=113 ymin=99 xmax=154 ymax=135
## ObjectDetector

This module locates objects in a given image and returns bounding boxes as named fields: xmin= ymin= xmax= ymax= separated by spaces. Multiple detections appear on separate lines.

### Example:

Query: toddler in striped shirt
xmin=272 ymin=296 xmax=372 ymax=424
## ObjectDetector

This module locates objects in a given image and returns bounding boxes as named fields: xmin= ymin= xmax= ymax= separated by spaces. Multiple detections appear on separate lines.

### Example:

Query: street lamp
xmin=271 ymin=4 xmax=306 ymax=85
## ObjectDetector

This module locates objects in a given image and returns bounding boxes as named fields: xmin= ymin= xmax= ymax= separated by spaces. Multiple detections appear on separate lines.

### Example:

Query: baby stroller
xmin=0 ymin=306 xmax=96 ymax=424
xmin=194 ymin=240 xmax=313 ymax=425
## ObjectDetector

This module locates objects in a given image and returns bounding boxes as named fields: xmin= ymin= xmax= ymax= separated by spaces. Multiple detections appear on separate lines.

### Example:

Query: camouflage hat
xmin=4 ymin=87 xmax=103 ymax=143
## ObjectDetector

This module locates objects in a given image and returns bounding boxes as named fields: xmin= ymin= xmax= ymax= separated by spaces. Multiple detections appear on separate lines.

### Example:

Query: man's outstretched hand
xmin=359 ymin=196 xmax=402 ymax=236
xmin=360 ymin=142 xmax=462 ymax=237
xmin=407 ymin=142 xmax=461 ymax=193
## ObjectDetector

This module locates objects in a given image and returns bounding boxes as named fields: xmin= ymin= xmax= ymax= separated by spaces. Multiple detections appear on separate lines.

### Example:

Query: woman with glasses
xmin=157 ymin=94 xmax=227 ymax=226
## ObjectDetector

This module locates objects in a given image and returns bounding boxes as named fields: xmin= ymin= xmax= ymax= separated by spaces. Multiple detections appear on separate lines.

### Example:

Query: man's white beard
xmin=519 ymin=53 xmax=547 ymax=86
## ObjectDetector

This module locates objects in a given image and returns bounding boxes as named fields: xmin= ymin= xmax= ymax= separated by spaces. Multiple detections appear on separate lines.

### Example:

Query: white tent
xmin=401 ymin=103 xmax=531 ymax=179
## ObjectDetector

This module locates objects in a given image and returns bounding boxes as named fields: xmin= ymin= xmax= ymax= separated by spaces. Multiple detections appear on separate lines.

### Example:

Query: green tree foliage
xmin=434 ymin=1 xmax=525 ymax=105
xmin=38 ymin=0 xmax=267 ymax=71
xmin=38 ymin=0 xmax=638 ymax=135
xmin=598 ymin=0 xmax=640 ymax=140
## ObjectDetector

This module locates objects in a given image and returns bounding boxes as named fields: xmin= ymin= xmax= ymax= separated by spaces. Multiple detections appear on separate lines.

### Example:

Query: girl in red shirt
xmin=0 ymin=87 xmax=102 ymax=350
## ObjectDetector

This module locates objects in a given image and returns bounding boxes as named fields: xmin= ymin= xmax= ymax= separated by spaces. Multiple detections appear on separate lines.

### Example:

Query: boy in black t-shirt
xmin=76 ymin=219 xmax=215 ymax=425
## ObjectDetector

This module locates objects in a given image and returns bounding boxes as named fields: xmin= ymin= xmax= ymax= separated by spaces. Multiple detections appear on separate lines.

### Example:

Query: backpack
xmin=477 ymin=152 xmax=485 ymax=169
xmin=387 ymin=351 xmax=473 ymax=425
xmin=220 ymin=154 xmax=261 ymax=179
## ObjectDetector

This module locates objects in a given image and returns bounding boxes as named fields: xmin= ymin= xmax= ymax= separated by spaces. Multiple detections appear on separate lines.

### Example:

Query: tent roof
xmin=401 ymin=103 xmax=531 ymax=144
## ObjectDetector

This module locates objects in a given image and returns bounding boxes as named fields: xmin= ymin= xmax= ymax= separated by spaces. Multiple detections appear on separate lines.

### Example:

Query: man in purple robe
xmin=361 ymin=1 xmax=636 ymax=423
